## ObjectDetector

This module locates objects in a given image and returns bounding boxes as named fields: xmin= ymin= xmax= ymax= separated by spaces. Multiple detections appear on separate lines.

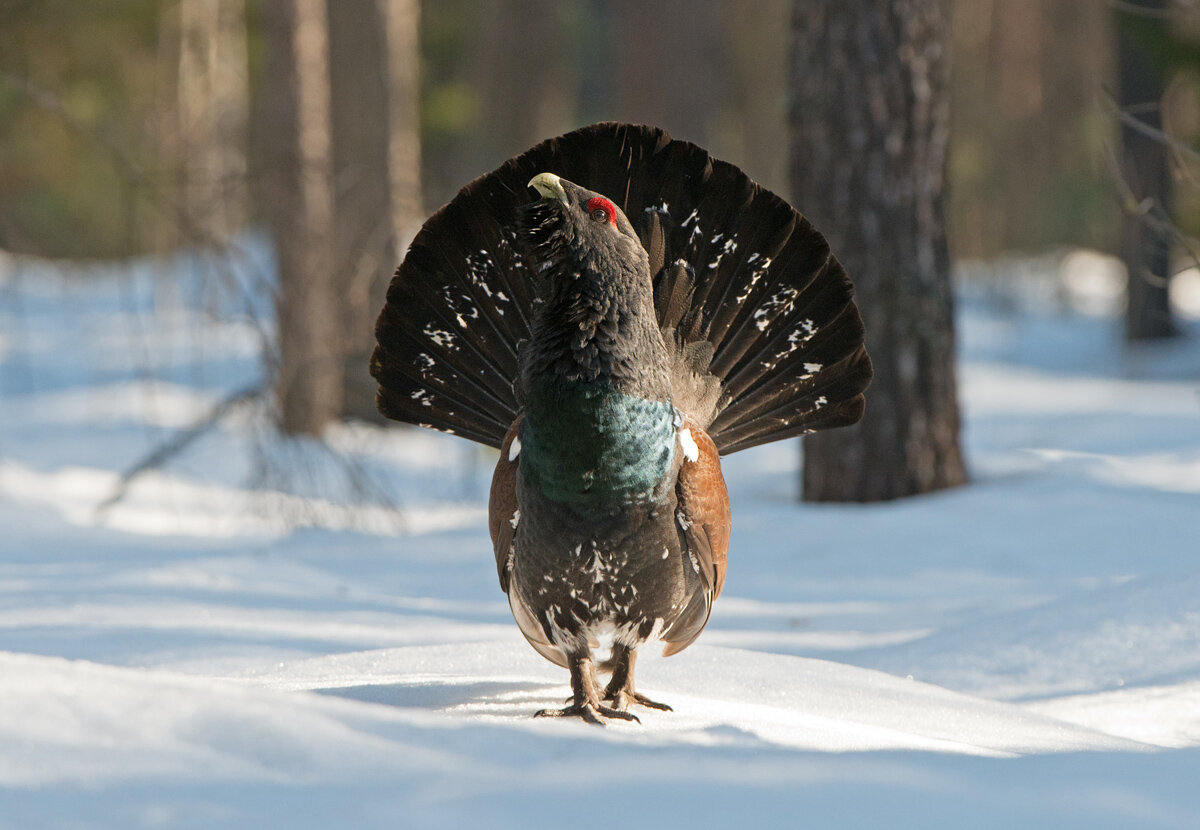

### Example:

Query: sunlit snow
xmin=1 ymin=244 xmax=1198 ymax=828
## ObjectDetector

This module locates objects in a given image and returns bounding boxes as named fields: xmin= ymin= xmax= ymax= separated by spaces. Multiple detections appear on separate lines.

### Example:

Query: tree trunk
xmin=717 ymin=0 xmax=790 ymax=193
xmin=790 ymin=0 xmax=966 ymax=502
xmin=328 ymin=0 xmax=423 ymax=421
xmin=1117 ymin=0 xmax=1178 ymax=342
xmin=261 ymin=0 xmax=342 ymax=435
xmin=609 ymin=0 xmax=724 ymax=147
xmin=380 ymin=0 xmax=423 ymax=244
xmin=176 ymin=0 xmax=249 ymax=242
xmin=466 ymin=0 xmax=576 ymax=175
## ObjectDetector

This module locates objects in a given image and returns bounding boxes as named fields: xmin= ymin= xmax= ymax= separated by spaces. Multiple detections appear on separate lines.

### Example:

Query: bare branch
xmin=96 ymin=381 xmax=267 ymax=515
xmin=1100 ymin=90 xmax=1200 ymax=165
xmin=0 ymin=69 xmax=279 ymax=367
xmin=1106 ymin=0 xmax=1197 ymax=19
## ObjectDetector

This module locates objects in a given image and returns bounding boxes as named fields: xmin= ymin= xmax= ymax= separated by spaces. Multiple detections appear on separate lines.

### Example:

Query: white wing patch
xmin=679 ymin=428 xmax=700 ymax=463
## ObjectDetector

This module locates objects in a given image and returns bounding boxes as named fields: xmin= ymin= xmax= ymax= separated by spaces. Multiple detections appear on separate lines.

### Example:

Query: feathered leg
xmin=535 ymin=651 xmax=640 ymax=725
xmin=602 ymin=644 xmax=672 ymax=712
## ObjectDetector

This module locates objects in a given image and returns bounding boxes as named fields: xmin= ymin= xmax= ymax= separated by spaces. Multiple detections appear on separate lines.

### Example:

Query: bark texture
xmin=790 ymin=0 xmax=966 ymax=502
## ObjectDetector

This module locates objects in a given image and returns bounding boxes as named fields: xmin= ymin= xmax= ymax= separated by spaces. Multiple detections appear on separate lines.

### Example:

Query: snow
xmin=2 ymin=245 xmax=1200 ymax=828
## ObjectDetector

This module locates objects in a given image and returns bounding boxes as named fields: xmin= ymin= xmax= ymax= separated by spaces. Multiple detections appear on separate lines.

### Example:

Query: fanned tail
xmin=371 ymin=122 xmax=871 ymax=452
xmin=631 ymin=146 xmax=872 ymax=454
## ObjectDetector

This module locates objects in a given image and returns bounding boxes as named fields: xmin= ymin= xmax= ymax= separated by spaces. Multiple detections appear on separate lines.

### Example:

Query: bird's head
xmin=519 ymin=172 xmax=647 ymax=283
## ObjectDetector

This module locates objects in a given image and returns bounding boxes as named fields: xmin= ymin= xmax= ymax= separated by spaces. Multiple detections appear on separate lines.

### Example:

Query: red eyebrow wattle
xmin=585 ymin=196 xmax=618 ymax=227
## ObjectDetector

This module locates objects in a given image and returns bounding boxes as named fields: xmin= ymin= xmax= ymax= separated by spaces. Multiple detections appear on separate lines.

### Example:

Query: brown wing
xmin=488 ymin=416 xmax=570 ymax=668
xmin=662 ymin=417 xmax=731 ymax=657
xmin=488 ymin=416 xmax=522 ymax=591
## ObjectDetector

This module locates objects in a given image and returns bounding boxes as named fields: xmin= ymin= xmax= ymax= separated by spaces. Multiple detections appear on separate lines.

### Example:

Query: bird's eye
xmin=584 ymin=196 xmax=617 ymax=227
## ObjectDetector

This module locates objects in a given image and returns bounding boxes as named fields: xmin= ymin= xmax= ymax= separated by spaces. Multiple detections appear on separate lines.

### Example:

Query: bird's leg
xmin=602 ymin=644 xmax=672 ymax=712
xmin=535 ymin=651 xmax=640 ymax=725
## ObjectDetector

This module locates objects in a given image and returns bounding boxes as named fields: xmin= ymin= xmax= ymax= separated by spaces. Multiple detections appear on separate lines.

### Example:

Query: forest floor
xmin=1 ymin=244 xmax=1199 ymax=828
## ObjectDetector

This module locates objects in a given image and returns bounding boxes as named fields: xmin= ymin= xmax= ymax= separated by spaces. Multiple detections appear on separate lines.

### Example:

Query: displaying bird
xmin=371 ymin=123 xmax=871 ymax=723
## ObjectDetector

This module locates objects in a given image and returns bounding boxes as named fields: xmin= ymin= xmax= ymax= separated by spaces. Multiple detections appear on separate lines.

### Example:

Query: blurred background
xmin=1 ymin=0 xmax=1198 ymax=502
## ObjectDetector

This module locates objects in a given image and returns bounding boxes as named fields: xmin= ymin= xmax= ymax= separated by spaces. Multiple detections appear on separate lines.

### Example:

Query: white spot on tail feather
xmin=423 ymin=325 xmax=457 ymax=349
xmin=508 ymin=435 xmax=521 ymax=461
xmin=752 ymin=286 xmax=800 ymax=331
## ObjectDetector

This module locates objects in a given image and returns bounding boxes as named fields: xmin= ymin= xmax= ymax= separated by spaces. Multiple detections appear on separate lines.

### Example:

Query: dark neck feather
xmin=526 ymin=263 xmax=669 ymax=395
xmin=516 ymin=204 xmax=679 ymax=505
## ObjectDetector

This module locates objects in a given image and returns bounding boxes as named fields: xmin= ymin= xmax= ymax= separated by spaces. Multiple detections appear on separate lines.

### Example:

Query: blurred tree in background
xmin=791 ymin=0 xmax=966 ymax=502
xmin=172 ymin=0 xmax=250 ymax=247
xmin=1 ymin=0 xmax=1198 ymax=449
xmin=10 ymin=0 xmax=1192 ymax=263
xmin=257 ymin=0 xmax=340 ymax=436
xmin=1113 ymin=0 xmax=1200 ymax=342
xmin=326 ymin=0 xmax=422 ymax=419
xmin=947 ymin=0 xmax=1116 ymax=259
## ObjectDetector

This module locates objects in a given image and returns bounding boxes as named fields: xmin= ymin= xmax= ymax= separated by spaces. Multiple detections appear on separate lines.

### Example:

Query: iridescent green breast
xmin=519 ymin=377 xmax=676 ymax=507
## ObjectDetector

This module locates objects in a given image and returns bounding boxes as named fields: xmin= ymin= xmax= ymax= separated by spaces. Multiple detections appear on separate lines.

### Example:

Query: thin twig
xmin=96 ymin=380 xmax=266 ymax=515
xmin=1100 ymin=89 xmax=1200 ymax=165
xmin=0 ymin=69 xmax=279 ymax=366
xmin=1106 ymin=0 xmax=1193 ymax=19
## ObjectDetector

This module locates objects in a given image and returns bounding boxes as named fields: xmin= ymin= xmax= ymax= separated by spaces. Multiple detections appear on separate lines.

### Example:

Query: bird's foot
xmin=603 ymin=688 xmax=673 ymax=713
xmin=534 ymin=701 xmax=640 ymax=726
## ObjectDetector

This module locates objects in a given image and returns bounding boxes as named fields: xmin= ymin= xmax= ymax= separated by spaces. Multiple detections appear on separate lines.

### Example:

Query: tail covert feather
xmin=371 ymin=122 xmax=871 ymax=451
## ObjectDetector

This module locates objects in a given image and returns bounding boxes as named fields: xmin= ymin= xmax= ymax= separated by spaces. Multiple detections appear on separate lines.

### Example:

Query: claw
xmin=606 ymin=689 xmax=673 ymax=712
xmin=535 ymin=702 xmax=640 ymax=725
xmin=537 ymin=652 xmax=643 ymax=725
xmin=601 ymin=644 xmax=673 ymax=713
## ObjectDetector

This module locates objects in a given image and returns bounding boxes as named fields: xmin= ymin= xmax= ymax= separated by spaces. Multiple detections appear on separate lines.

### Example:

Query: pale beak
xmin=528 ymin=172 xmax=569 ymax=203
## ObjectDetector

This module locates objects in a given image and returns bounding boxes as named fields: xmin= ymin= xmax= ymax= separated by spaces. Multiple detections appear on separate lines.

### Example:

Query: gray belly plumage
xmin=509 ymin=475 xmax=699 ymax=658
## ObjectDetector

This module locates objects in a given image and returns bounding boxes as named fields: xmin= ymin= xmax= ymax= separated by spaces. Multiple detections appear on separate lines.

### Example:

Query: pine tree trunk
xmin=261 ymin=0 xmax=342 ymax=435
xmin=790 ymin=0 xmax=966 ymax=502
xmin=380 ymin=0 xmax=423 ymax=243
xmin=1117 ymin=0 xmax=1178 ymax=342
xmin=467 ymin=0 xmax=575 ymax=173
xmin=176 ymin=0 xmax=249 ymax=241
xmin=328 ymin=0 xmax=422 ymax=421
xmin=718 ymin=0 xmax=791 ymax=194
xmin=610 ymin=0 xmax=723 ymax=147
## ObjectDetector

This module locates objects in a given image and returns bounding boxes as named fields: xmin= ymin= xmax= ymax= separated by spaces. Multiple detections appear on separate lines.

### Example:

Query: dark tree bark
xmin=465 ymin=0 xmax=576 ymax=176
xmin=328 ymin=0 xmax=423 ymax=420
xmin=261 ymin=0 xmax=342 ymax=435
xmin=790 ymin=0 xmax=966 ymax=502
xmin=1116 ymin=0 xmax=1178 ymax=342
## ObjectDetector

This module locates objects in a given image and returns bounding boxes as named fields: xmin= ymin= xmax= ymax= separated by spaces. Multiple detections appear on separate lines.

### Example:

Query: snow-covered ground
xmin=1 ymin=245 xmax=1198 ymax=828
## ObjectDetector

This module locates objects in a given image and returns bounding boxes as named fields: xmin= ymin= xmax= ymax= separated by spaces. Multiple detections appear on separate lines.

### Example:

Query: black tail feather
xmin=371 ymin=122 xmax=871 ymax=452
